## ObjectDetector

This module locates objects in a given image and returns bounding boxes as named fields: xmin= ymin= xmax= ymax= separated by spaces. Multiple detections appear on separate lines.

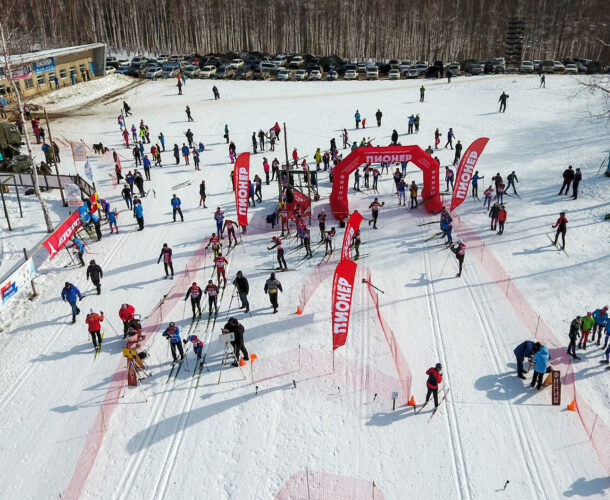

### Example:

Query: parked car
xmin=277 ymin=68 xmax=292 ymax=81
xmin=289 ymin=56 xmax=305 ymax=69
xmin=541 ymin=60 xmax=555 ymax=73
xmin=169 ymin=54 xmax=181 ymax=62
xmin=105 ymin=66 xmax=116 ymax=75
xmin=309 ymin=69 xmax=322 ymax=80
xmin=105 ymin=56 xmax=119 ymax=68
xmin=200 ymin=65 xmax=217 ymax=78
xmin=415 ymin=63 xmax=428 ymax=75
xmin=399 ymin=63 xmax=411 ymax=75
xmin=216 ymin=65 xmax=235 ymax=79
xmin=128 ymin=62 xmax=147 ymax=77
xmin=260 ymin=62 xmax=278 ymax=75
xmin=273 ymin=55 xmax=288 ymax=66
xmin=145 ymin=67 xmax=162 ymax=79
xmin=157 ymin=54 xmax=170 ymax=63
xmin=131 ymin=56 xmax=146 ymax=65
xmin=116 ymin=62 xmax=130 ymax=74
xmin=230 ymin=58 xmax=244 ymax=69
xmin=468 ymin=64 xmax=483 ymax=75
xmin=554 ymin=61 xmax=565 ymax=73
xmin=252 ymin=68 xmax=270 ymax=80
xmin=235 ymin=67 xmax=252 ymax=79
xmin=344 ymin=69 xmax=358 ymax=80
xmin=448 ymin=62 xmax=461 ymax=73
xmin=357 ymin=62 xmax=367 ymax=73
xmin=519 ymin=61 xmax=534 ymax=73
xmin=564 ymin=63 xmax=578 ymax=75
xmin=388 ymin=68 xmax=401 ymax=80
xmin=326 ymin=69 xmax=338 ymax=80
xmin=162 ymin=63 xmax=180 ymax=78
xmin=366 ymin=65 xmax=379 ymax=80
xmin=406 ymin=68 xmax=419 ymax=79
xmin=184 ymin=65 xmax=200 ymax=78
xmin=294 ymin=69 xmax=308 ymax=80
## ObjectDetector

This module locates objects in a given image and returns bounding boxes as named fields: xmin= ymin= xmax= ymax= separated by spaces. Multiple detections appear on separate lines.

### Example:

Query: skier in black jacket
xmin=453 ymin=140 xmax=462 ymax=165
xmin=375 ymin=109 xmax=382 ymax=127
xmin=498 ymin=92 xmax=509 ymax=112
xmin=232 ymin=271 xmax=250 ymax=313
xmin=222 ymin=317 xmax=249 ymax=366
xmin=86 ymin=260 xmax=103 ymax=295
xmin=572 ymin=168 xmax=582 ymax=199
xmin=173 ymin=144 xmax=180 ymax=165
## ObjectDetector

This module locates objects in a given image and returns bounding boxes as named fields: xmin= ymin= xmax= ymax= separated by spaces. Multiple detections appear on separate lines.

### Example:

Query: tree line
xmin=2 ymin=0 xmax=608 ymax=63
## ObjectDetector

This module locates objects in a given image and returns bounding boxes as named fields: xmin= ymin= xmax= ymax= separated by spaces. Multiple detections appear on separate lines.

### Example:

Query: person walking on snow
xmin=157 ymin=243 xmax=174 ymax=279
xmin=264 ymin=272 xmax=283 ymax=314
xmin=213 ymin=85 xmax=220 ymax=100
xmin=450 ymin=240 xmax=466 ymax=277
xmin=498 ymin=91 xmax=509 ymax=112
xmin=539 ymin=75 xmax=546 ymax=88
xmin=497 ymin=205 xmax=507 ymax=234
xmin=318 ymin=210 xmax=327 ymax=240
xmin=61 ymin=282 xmax=82 ymax=323
xmin=552 ymin=211 xmax=568 ymax=249
xmin=434 ymin=128 xmax=441 ymax=149
xmin=268 ymin=236 xmax=287 ymax=270
xmin=375 ymin=109 xmax=382 ymax=127
xmin=199 ymin=180 xmax=207 ymax=208
xmin=134 ymin=199 xmax=144 ymax=230
xmin=184 ymin=282 xmax=203 ymax=317
xmin=444 ymin=128 xmax=455 ymax=149
xmin=204 ymin=280 xmax=219 ymax=315
xmin=69 ymin=236 xmax=86 ymax=266
xmin=514 ymin=341 xmax=541 ymax=379
xmin=483 ymin=185 xmax=494 ymax=209
xmin=471 ymin=171 xmax=483 ymax=198
xmin=86 ymin=260 xmax=103 ymax=295
xmin=368 ymin=198 xmax=385 ymax=229
xmin=567 ymin=316 xmax=581 ymax=360
xmin=425 ymin=363 xmax=442 ymax=407
xmin=163 ymin=322 xmax=184 ymax=362
xmin=171 ymin=194 xmax=184 ymax=222
xmin=419 ymin=86 xmax=425 ymax=102
xmin=489 ymin=202 xmax=500 ymax=231
xmin=531 ymin=344 xmax=550 ymax=389
xmin=233 ymin=271 xmax=250 ymax=313
xmin=354 ymin=110 xmax=361 ymax=129
xmin=453 ymin=140 xmax=463 ymax=165
xmin=506 ymin=171 xmax=518 ymax=195
xmin=324 ymin=227 xmax=336 ymax=255
xmin=572 ymin=168 xmax=582 ymax=199
xmin=445 ymin=167 xmax=454 ymax=192
xmin=579 ymin=311 xmax=595 ymax=349
xmin=214 ymin=207 xmax=224 ymax=236
xmin=185 ymin=105 xmax=193 ymax=122
xmin=85 ymin=309 xmax=104 ymax=350
xmin=592 ymin=306 xmax=608 ymax=345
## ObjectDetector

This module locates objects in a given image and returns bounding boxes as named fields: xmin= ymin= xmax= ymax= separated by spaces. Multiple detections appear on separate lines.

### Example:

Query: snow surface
xmin=1 ymin=74 xmax=610 ymax=499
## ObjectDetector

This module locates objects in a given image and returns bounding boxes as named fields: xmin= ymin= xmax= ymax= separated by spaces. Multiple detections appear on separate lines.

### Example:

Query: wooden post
xmin=44 ymin=108 xmax=67 ymax=207
xmin=23 ymin=248 xmax=37 ymax=298
xmin=0 ymin=180 xmax=11 ymax=231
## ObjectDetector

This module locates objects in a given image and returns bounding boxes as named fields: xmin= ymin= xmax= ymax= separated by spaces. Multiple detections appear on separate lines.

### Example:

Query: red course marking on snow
xmin=62 ymin=243 xmax=208 ymax=499
xmin=275 ymin=469 xmax=385 ymax=500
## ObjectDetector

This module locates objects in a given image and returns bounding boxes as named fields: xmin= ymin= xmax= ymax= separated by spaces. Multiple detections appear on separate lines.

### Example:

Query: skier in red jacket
xmin=425 ymin=363 xmax=443 ymax=407
xmin=552 ymin=211 xmax=568 ymax=249
xmin=85 ymin=309 xmax=104 ymax=350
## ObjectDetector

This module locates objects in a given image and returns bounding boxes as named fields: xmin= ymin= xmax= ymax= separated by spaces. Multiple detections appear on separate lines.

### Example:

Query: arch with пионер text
xmin=329 ymin=145 xmax=442 ymax=221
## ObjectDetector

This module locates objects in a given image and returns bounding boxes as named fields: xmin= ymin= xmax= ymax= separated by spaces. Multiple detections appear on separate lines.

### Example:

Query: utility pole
xmin=0 ymin=23 xmax=53 ymax=233
xmin=43 ymin=107 xmax=66 ymax=206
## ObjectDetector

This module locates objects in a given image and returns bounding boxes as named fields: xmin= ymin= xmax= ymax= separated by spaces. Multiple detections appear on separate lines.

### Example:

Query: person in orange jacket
xmin=497 ymin=205 xmax=507 ymax=235
xmin=119 ymin=303 xmax=135 ymax=338
xmin=425 ymin=363 xmax=443 ymax=407
xmin=85 ymin=309 xmax=104 ymax=350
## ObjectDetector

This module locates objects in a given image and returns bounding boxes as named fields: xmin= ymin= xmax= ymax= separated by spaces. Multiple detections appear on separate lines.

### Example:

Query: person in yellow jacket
xmin=579 ymin=311 xmax=595 ymax=349
xmin=314 ymin=148 xmax=322 ymax=171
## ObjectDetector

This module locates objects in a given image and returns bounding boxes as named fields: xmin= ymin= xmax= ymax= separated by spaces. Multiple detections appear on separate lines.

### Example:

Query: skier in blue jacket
xmin=471 ymin=171 xmax=484 ymax=198
xmin=530 ymin=344 xmax=549 ymax=389
xmin=68 ymin=236 xmax=86 ymax=266
xmin=162 ymin=322 xmax=184 ymax=362
xmin=134 ymin=200 xmax=144 ymax=230
xmin=354 ymin=110 xmax=361 ymax=129
xmin=170 ymin=194 xmax=184 ymax=222
xmin=592 ymin=306 xmax=608 ymax=345
xmin=513 ymin=341 xmax=541 ymax=379
xmin=61 ymin=281 xmax=82 ymax=323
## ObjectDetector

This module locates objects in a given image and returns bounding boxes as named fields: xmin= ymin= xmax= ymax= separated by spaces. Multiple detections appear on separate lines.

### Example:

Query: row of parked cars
xmin=105 ymin=52 xmax=605 ymax=81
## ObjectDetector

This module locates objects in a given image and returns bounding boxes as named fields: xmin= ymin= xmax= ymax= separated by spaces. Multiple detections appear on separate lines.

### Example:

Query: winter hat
xmin=90 ymin=308 xmax=94 ymax=314
xmin=435 ymin=363 xmax=442 ymax=370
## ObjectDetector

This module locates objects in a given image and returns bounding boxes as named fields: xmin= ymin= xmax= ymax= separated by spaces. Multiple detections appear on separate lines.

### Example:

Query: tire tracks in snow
xmin=419 ymin=222 xmax=471 ymax=500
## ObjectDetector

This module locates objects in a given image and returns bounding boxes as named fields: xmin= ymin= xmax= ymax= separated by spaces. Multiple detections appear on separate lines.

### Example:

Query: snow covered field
xmin=1 ymin=74 xmax=609 ymax=499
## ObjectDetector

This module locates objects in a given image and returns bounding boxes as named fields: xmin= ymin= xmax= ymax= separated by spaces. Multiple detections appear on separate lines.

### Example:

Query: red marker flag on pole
xmin=341 ymin=211 xmax=362 ymax=261
xmin=449 ymin=137 xmax=489 ymax=212
xmin=332 ymin=259 xmax=358 ymax=350
xmin=234 ymin=153 xmax=250 ymax=227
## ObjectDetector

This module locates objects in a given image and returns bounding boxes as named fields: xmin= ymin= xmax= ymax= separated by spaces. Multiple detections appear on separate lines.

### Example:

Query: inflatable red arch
xmin=329 ymin=145 xmax=442 ymax=221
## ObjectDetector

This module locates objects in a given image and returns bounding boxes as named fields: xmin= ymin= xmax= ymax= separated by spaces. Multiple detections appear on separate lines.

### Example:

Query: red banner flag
xmin=341 ymin=211 xmax=362 ymax=261
xmin=450 ymin=137 xmax=489 ymax=212
xmin=332 ymin=259 xmax=358 ymax=350
xmin=234 ymin=153 xmax=250 ymax=227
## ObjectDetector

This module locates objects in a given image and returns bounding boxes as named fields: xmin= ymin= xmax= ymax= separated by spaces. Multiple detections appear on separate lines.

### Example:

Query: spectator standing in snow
xmin=530 ymin=344 xmax=550 ymax=389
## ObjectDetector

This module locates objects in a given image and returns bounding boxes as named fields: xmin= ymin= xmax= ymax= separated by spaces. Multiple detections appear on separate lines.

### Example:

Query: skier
xmin=552 ymin=211 xmax=568 ymax=249
xmin=86 ymin=260 xmax=103 ymax=295
xmin=375 ymin=109 xmax=382 ymax=127
xmin=133 ymin=145 xmax=142 ymax=166
xmin=221 ymin=219 xmax=238 ymax=247
xmin=303 ymin=228 xmax=313 ymax=258
xmin=233 ymin=271 xmax=250 ymax=313
xmin=592 ymin=306 xmax=608 ymax=345
xmin=108 ymin=208 xmax=119 ymax=233
xmin=572 ymin=168 xmax=582 ymax=199
xmin=183 ymin=334 xmax=205 ymax=367
xmin=214 ymin=207 xmax=224 ymax=236
xmin=513 ymin=340 xmax=541 ymax=379
xmin=157 ymin=243 xmax=174 ymax=279
xmin=61 ymin=282 xmax=82 ymax=323
xmin=264 ymin=272 xmax=283 ymax=314
xmin=489 ymin=202 xmax=500 ymax=231
xmin=368 ymin=198 xmax=385 ymax=229
xmin=391 ymin=129 xmax=398 ymax=145
xmin=254 ymin=175 xmax=262 ymax=202
xmin=224 ymin=124 xmax=229 ymax=143
xmin=123 ymin=101 xmax=132 ymax=117
xmin=199 ymin=180 xmax=207 ymax=207
xmin=409 ymin=181 xmax=418 ymax=208
xmin=372 ymin=168 xmax=380 ymax=190
xmin=69 ymin=236 xmax=86 ymax=267
xmin=450 ymin=239 xmax=466 ymax=277
xmin=134 ymin=199 xmax=144 ymax=230
xmin=158 ymin=132 xmax=165 ymax=151
xmin=440 ymin=209 xmax=453 ymax=244
xmin=342 ymin=129 xmax=349 ymax=149
xmin=252 ymin=132 xmax=258 ymax=153
xmin=177 ymin=79 xmax=183 ymax=95
xmin=397 ymin=178 xmax=407 ymax=206
xmin=204 ymin=280 xmax=219 ymax=315
xmin=483 ymin=185 xmax=494 ymax=209
xmin=206 ymin=232 xmax=222 ymax=257
xmin=142 ymin=155 xmax=151 ymax=181
xmin=213 ymin=85 xmax=220 ymax=100
xmin=318 ymin=209 xmax=327 ymax=240
xmin=471 ymin=171 xmax=483 ymax=198
xmin=579 ymin=311 xmax=595 ymax=349
xmin=445 ymin=167 xmax=454 ymax=192
xmin=222 ymin=317 xmax=249 ymax=366
xmin=184 ymin=282 xmax=203 ymax=317
xmin=185 ymin=105 xmax=193 ymax=122
xmin=85 ymin=309 xmax=104 ymax=350
xmin=185 ymin=129 xmax=194 ymax=147
xmin=352 ymin=228 xmax=361 ymax=258
xmin=163 ymin=322 xmax=184 ymax=362
xmin=425 ymin=363 xmax=442 ymax=408
xmin=539 ymin=74 xmax=546 ymax=88
xmin=498 ymin=91 xmax=509 ymax=112
xmin=419 ymin=85 xmax=425 ymax=102
xmin=354 ymin=110 xmax=361 ymax=129
xmin=434 ymin=128 xmax=441 ymax=149
xmin=214 ymin=252 xmax=229 ymax=287
xmin=353 ymin=169 xmax=361 ymax=191
xmin=268 ymin=236 xmax=287 ymax=270
xmin=497 ymin=205 xmax=507 ymax=235
xmin=444 ymin=128 xmax=455 ymax=149
xmin=122 ymin=128 xmax=130 ymax=147
xmin=567 ymin=316 xmax=581 ymax=360
xmin=170 ymin=194 xmax=184 ymax=222
xmin=530 ymin=344 xmax=550 ymax=389
xmin=324 ymin=227 xmax=336 ymax=255
xmin=453 ymin=140 xmax=463 ymax=166
xmin=506 ymin=171 xmax=519 ymax=195
xmin=119 ymin=303 xmax=135 ymax=337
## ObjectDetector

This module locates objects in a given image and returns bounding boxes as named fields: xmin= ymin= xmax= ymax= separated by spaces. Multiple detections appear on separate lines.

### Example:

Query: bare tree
xmin=0 ymin=22 xmax=53 ymax=233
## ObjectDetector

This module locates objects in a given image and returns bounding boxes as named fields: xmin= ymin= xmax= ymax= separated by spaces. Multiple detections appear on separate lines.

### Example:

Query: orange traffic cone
xmin=408 ymin=396 xmax=416 ymax=406
xmin=239 ymin=357 xmax=247 ymax=367
xmin=296 ymin=306 xmax=303 ymax=315
xmin=567 ymin=400 xmax=576 ymax=412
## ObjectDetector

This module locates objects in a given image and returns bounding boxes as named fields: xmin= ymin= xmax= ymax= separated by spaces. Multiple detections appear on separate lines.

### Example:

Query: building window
xmin=79 ymin=64 xmax=86 ymax=72
xmin=59 ymin=69 xmax=67 ymax=79
xmin=69 ymin=66 xmax=76 ymax=75
xmin=37 ymin=74 xmax=46 ymax=85
xmin=0 ymin=84 xmax=6 ymax=95
xmin=25 ymin=78 xmax=34 ymax=89
xmin=47 ymin=72 xmax=55 ymax=83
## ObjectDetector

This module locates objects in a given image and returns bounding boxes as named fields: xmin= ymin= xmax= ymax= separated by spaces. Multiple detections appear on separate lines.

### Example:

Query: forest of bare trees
xmin=2 ymin=0 xmax=609 ymax=63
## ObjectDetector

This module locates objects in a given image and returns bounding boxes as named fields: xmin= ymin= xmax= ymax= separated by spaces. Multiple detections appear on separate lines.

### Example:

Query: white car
xmin=273 ymin=55 xmax=287 ymax=66
xmin=294 ymin=69 xmax=308 ymax=80
xmin=309 ymin=69 xmax=322 ymax=80
xmin=366 ymin=65 xmax=379 ymax=80
xmin=105 ymin=66 xmax=116 ymax=75
xmin=564 ymin=63 xmax=578 ymax=75
xmin=200 ymin=65 xmax=217 ymax=78
xmin=326 ymin=70 xmax=338 ymax=81
xmin=399 ymin=63 xmax=411 ymax=75
xmin=157 ymin=54 xmax=170 ymax=63
xmin=145 ymin=67 xmax=162 ymax=79
xmin=184 ymin=65 xmax=200 ymax=78
xmin=554 ymin=61 xmax=565 ymax=73
xmin=407 ymin=68 xmax=419 ymax=79
xmin=277 ymin=68 xmax=292 ymax=81
xmin=289 ymin=56 xmax=305 ymax=69
xmin=415 ymin=63 xmax=428 ymax=75
xmin=388 ymin=68 xmax=400 ymax=80
xmin=520 ymin=61 xmax=534 ymax=73
xmin=230 ymin=58 xmax=244 ymax=69
xmin=448 ymin=62 xmax=461 ymax=73
xmin=344 ymin=69 xmax=357 ymax=80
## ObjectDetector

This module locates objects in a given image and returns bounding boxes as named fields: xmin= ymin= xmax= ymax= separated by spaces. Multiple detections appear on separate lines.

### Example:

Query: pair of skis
xmin=546 ymin=233 xmax=569 ymax=255
xmin=93 ymin=329 xmax=106 ymax=361
xmin=415 ymin=388 xmax=450 ymax=421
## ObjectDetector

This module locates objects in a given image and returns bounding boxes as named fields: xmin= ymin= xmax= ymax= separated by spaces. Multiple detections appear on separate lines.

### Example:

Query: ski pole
xmin=183 ymin=345 xmax=190 ymax=372
xmin=439 ymin=249 xmax=451 ymax=277
xmin=105 ymin=318 xmax=121 ymax=337
xmin=182 ymin=297 xmax=187 ymax=320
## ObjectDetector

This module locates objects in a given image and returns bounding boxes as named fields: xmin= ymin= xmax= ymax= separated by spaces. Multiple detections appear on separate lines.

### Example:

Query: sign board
xmin=33 ymin=57 xmax=55 ymax=74
xmin=10 ymin=64 xmax=33 ymax=81
xmin=551 ymin=370 xmax=561 ymax=406
xmin=65 ymin=183 xmax=83 ymax=207
xmin=0 ymin=258 xmax=36 ymax=313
